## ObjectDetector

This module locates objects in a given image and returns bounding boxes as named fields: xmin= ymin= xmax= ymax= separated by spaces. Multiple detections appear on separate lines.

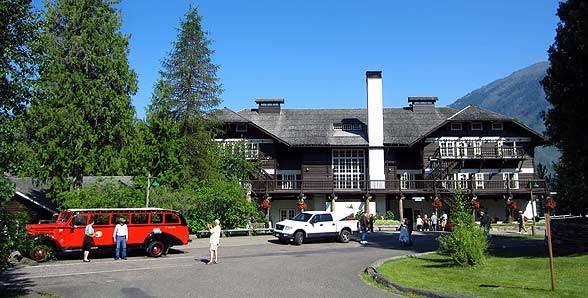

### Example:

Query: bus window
xmin=93 ymin=214 xmax=110 ymax=226
xmin=132 ymin=214 xmax=149 ymax=224
xmin=165 ymin=213 xmax=179 ymax=224
xmin=150 ymin=213 xmax=163 ymax=224
xmin=73 ymin=214 xmax=88 ymax=226
xmin=111 ymin=214 xmax=129 ymax=225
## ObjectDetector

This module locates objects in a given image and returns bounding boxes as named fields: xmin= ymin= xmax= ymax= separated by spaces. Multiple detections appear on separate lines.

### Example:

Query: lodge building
xmin=217 ymin=71 xmax=547 ymax=226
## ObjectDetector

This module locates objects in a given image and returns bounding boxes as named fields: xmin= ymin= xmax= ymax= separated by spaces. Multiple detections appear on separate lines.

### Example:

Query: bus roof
xmin=65 ymin=208 xmax=176 ymax=212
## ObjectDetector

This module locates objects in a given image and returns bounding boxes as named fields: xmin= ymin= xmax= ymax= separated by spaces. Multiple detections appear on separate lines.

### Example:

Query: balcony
xmin=250 ymin=178 xmax=547 ymax=194
xmin=438 ymin=146 xmax=525 ymax=159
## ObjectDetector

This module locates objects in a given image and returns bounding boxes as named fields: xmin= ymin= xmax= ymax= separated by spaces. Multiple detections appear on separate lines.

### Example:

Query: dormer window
xmin=236 ymin=123 xmax=247 ymax=132
xmin=450 ymin=123 xmax=463 ymax=131
xmin=471 ymin=122 xmax=483 ymax=131
xmin=492 ymin=123 xmax=503 ymax=131
xmin=333 ymin=122 xmax=363 ymax=131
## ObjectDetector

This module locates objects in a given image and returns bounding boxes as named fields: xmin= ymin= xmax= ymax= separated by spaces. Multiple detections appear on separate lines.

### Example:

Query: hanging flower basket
xmin=261 ymin=198 xmax=271 ymax=209
xmin=431 ymin=197 xmax=443 ymax=208
xmin=470 ymin=198 xmax=480 ymax=209
xmin=297 ymin=202 xmax=307 ymax=211
xmin=506 ymin=198 xmax=517 ymax=210
xmin=545 ymin=196 xmax=556 ymax=210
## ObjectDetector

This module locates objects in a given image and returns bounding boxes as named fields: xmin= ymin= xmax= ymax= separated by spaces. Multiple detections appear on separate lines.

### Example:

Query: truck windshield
xmin=292 ymin=213 xmax=312 ymax=222
xmin=57 ymin=212 xmax=72 ymax=223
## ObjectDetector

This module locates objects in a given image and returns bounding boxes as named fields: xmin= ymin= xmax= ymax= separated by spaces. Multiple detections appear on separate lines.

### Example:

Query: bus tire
xmin=146 ymin=240 xmax=165 ymax=257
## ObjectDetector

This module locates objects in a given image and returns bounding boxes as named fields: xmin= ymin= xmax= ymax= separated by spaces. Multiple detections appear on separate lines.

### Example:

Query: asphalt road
xmin=2 ymin=231 xmax=440 ymax=298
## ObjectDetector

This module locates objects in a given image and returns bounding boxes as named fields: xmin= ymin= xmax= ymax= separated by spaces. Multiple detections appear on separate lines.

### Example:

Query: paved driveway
xmin=2 ymin=232 xmax=440 ymax=298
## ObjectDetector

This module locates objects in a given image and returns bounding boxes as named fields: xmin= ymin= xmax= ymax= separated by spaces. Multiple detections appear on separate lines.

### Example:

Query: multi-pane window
xmin=492 ymin=123 xmax=503 ymax=131
xmin=280 ymin=209 xmax=296 ymax=221
xmin=277 ymin=171 xmax=301 ymax=190
xmin=450 ymin=123 xmax=463 ymax=131
xmin=503 ymin=173 xmax=519 ymax=189
xmin=399 ymin=172 xmax=415 ymax=190
xmin=471 ymin=123 xmax=483 ymax=131
xmin=440 ymin=141 xmax=482 ymax=158
xmin=332 ymin=149 xmax=365 ymax=189
xmin=475 ymin=173 xmax=485 ymax=189
xmin=455 ymin=173 xmax=469 ymax=189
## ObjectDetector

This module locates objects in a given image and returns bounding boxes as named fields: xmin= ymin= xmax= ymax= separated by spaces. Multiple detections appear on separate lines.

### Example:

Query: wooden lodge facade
xmin=217 ymin=71 xmax=548 ymax=226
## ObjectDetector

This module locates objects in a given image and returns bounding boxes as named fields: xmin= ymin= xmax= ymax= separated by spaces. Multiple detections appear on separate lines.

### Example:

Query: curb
xmin=364 ymin=252 xmax=473 ymax=298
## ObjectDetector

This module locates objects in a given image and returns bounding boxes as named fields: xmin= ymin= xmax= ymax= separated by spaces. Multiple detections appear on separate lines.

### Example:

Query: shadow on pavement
xmin=0 ymin=270 xmax=34 ymax=297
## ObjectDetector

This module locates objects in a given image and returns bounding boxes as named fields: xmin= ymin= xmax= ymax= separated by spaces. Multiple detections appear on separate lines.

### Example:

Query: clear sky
xmin=38 ymin=1 xmax=562 ymax=119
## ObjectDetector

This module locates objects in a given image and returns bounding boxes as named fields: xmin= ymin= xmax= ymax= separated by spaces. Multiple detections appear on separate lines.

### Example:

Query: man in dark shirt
xmin=358 ymin=212 xmax=369 ymax=245
xmin=480 ymin=210 xmax=491 ymax=236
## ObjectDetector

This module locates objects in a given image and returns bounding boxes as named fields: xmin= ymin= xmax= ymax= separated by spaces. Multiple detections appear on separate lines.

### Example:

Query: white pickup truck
xmin=273 ymin=211 xmax=358 ymax=245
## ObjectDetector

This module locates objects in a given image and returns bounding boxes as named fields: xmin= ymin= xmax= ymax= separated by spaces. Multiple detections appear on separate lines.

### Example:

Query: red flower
xmin=506 ymin=199 xmax=517 ymax=210
xmin=470 ymin=199 xmax=480 ymax=209
xmin=297 ymin=203 xmax=307 ymax=211
xmin=432 ymin=197 xmax=443 ymax=208
xmin=545 ymin=196 xmax=556 ymax=210
xmin=261 ymin=198 xmax=271 ymax=209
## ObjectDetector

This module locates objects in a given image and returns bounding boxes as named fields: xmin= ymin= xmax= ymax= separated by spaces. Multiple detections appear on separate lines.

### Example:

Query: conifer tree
xmin=148 ymin=6 xmax=223 ymax=181
xmin=27 ymin=0 xmax=137 ymax=190
xmin=541 ymin=0 xmax=588 ymax=214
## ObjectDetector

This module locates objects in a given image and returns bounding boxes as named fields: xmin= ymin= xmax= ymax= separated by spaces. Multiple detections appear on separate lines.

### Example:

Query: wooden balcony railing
xmin=250 ymin=179 xmax=547 ymax=194
xmin=438 ymin=146 xmax=525 ymax=159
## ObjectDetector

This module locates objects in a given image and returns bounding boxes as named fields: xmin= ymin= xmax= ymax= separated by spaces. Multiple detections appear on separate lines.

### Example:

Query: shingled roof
xmin=448 ymin=105 xmax=511 ymax=121
xmin=223 ymin=106 xmax=457 ymax=146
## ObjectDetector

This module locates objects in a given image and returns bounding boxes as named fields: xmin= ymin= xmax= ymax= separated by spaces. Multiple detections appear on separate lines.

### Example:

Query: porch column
xmin=398 ymin=194 xmax=404 ymax=221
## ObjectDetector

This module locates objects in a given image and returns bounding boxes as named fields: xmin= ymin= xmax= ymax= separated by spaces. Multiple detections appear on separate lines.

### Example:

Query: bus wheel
xmin=146 ymin=240 xmax=165 ymax=257
xmin=30 ymin=245 xmax=49 ymax=262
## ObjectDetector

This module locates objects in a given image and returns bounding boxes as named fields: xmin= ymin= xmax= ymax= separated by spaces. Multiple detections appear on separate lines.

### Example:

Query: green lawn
xmin=376 ymin=252 xmax=587 ymax=298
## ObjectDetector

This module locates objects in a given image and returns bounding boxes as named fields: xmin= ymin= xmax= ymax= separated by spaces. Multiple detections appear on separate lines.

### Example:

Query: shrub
xmin=0 ymin=207 xmax=33 ymax=271
xmin=438 ymin=189 xmax=488 ymax=266
xmin=385 ymin=210 xmax=395 ymax=220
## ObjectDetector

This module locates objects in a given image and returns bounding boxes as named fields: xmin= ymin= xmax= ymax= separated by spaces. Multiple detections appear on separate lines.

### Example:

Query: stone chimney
xmin=366 ymin=71 xmax=385 ymax=189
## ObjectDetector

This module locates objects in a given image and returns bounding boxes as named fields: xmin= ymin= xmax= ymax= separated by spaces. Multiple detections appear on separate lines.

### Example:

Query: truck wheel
xmin=293 ymin=231 xmax=304 ymax=245
xmin=30 ymin=245 xmax=49 ymax=262
xmin=339 ymin=229 xmax=351 ymax=243
xmin=146 ymin=240 xmax=165 ymax=257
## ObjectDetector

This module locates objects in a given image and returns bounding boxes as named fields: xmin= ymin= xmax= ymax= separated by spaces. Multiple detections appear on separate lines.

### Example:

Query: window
xmin=334 ymin=123 xmax=362 ymax=131
xmin=165 ymin=213 xmax=180 ymax=224
xmin=399 ymin=172 xmax=415 ymax=190
xmin=492 ymin=123 xmax=503 ymax=131
xmin=450 ymin=123 xmax=462 ymax=131
xmin=111 ymin=214 xmax=129 ymax=224
xmin=471 ymin=123 xmax=483 ymax=131
xmin=440 ymin=141 xmax=455 ymax=158
xmin=132 ymin=214 xmax=149 ymax=224
xmin=73 ymin=214 xmax=88 ymax=226
xmin=280 ymin=209 xmax=296 ymax=221
xmin=456 ymin=142 xmax=468 ymax=158
xmin=150 ymin=213 xmax=163 ymax=224
xmin=236 ymin=123 xmax=247 ymax=132
xmin=92 ymin=214 xmax=110 ymax=225
xmin=475 ymin=173 xmax=485 ymax=189
xmin=503 ymin=173 xmax=519 ymax=189
xmin=455 ymin=173 xmax=469 ymax=189
xmin=332 ymin=149 xmax=365 ymax=189
xmin=333 ymin=123 xmax=343 ymax=130
xmin=277 ymin=171 xmax=301 ymax=190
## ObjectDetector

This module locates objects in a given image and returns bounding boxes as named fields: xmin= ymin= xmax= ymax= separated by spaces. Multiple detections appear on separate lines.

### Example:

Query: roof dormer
xmin=255 ymin=98 xmax=284 ymax=113
xmin=408 ymin=96 xmax=437 ymax=112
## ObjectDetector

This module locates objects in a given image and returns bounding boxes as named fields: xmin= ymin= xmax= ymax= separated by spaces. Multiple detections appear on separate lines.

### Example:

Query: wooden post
xmin=545 ymin=213 xmax=556 ymax=290
xmin=398 ymin=195 xmax=404 ymax=222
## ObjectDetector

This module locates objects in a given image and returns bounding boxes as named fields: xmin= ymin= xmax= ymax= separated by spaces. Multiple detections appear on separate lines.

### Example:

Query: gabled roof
xmin=214 ymin=108 xmax=250 ymax=123
xmin=448 ymin=105 xmax=511 ymax=121
xmin=217 ymin=104 xmax=545 ymax=147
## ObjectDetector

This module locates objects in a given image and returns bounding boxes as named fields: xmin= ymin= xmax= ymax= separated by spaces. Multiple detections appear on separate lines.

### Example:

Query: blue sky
xmin=39 ymin=1 xmax=562 ymax=119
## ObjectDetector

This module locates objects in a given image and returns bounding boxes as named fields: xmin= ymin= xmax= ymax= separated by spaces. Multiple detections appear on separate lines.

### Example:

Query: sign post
xmin=545 ymin=213 xmax=556 ymax=290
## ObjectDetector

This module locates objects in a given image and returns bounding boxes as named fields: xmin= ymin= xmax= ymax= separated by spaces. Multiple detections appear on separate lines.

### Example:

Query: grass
xmin=376 ymin=252 xmax=587 ymax=298
xmin=360 ymin=272 xmax=425 ymax=298
xmin=0 ymin=293 xmax=60 ymax=298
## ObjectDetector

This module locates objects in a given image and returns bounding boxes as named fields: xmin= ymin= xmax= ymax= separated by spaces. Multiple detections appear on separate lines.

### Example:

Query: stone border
xmin=364 ymin=252 xmax=473 ymax=298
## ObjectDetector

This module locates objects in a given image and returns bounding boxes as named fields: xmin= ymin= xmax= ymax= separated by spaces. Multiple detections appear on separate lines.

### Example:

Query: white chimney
xmin=366 ymin=71 xmax=385 ymax=189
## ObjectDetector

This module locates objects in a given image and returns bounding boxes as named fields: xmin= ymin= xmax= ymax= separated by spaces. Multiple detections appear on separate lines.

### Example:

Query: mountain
xmin=450 ymin=61 xmax=559 ymax=170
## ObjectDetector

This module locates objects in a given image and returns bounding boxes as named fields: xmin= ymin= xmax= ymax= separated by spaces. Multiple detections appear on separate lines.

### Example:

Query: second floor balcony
xmin=251 ymin=178 xmax=547 ymax=195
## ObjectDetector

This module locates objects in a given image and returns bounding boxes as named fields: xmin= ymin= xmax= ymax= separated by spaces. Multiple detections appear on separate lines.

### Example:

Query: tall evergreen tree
xmin=27 ymin=0 xmax=137 ymax=190
xmin=541 ymin=0 xmax=588 ymax=214
xmin=0 ymin=0 xmax=38 ymax=199
xmin=148 ymin=6 xmax=223 ymax=181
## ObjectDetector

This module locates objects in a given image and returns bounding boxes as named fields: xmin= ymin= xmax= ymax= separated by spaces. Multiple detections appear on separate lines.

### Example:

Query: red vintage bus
xmin=26 ymin=208 xmax=190 ymax=262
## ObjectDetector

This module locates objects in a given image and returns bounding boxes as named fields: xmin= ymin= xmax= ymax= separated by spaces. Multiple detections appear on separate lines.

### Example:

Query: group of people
xmin=83 ymin=217 xmax=222 ymax=264
xmin=82 ymin=217 xmax=129 ymax=262
xmin=415 ymin=212 xmax=449 ymax=232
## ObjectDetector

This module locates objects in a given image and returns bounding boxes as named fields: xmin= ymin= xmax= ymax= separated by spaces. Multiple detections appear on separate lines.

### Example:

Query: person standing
xmin=113 ymin=218 xmax=128 ymax=260
xmin=517 ymin=210 xmax=528 ymax=233
xmin=423 ymin=214 xmax=430 ymax=231
xmin=431 ymin=213 xmax=438 ymax=231
xmin=480 ymin=210 xmax=491 ymax=236
xmin=358 ymin=212 xmax=369 ymax=245
xmin=441 ymin=212 xmax=448 ymax=231
xmin=399 ymin=218 xmax=411 ymax=247
xmin=416 ymin=215 xmax=423 ymax=232
xmin=207 ymin=219 xmax=221 ymax=264
xmin=83 ymin=218 xmax=95 ymax=262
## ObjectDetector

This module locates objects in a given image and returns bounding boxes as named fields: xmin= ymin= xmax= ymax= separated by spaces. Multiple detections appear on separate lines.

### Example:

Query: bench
xmin=376 ymin=224 xmax=400 ymax=232
xmin=252 ymin=228 xmax=273 ymax=235
xmin=224 ymin=229 xmax=251 ymax=237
